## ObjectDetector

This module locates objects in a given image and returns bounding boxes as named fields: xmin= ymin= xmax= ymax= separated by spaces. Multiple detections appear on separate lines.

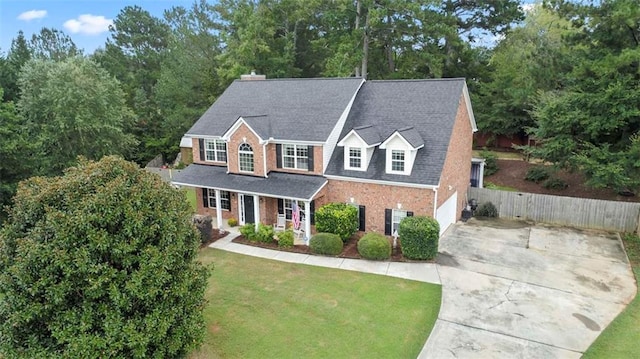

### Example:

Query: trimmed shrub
xmin=399 ymin=216 xmax=440 ymax=260
xmin=256 ymin=223 xmax=275 ymax=243
xmin=276 ymin=229 xmax=294 ymax=248
xmin=525 ymin=166 xmax=550 ymax=183
xmin=227 ymin=218 xmax=238 ymax=227
xmin=309 ymin=232 xmax=343 ymax=256
xmin=481 ymin=149 xmax=499 ymax=176
xmin=357 ymin=233 xmax=391 ymax=260
xmin=543 ymin=177 xmax=568 ymax=190
xmin=239 ymin=223 xmax=257 ymax=241
xmin=475 ymin=202 xmax=498 ymax=218
xmin=192 ymin=214 xmax=213 ymax=244
xmin=315 ymin=203 xmax=358 ymax=242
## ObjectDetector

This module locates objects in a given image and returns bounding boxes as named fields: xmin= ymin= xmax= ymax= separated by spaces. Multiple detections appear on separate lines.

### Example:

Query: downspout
xmin=432 ymin=187 xmax=439 ymax=218
xmin=263 ymin=142 xmax=268 ymax=178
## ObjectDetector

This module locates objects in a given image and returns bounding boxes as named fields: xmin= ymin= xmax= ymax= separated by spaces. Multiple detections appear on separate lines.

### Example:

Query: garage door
xmin=436 ymin=191 xmax=457 ymax=235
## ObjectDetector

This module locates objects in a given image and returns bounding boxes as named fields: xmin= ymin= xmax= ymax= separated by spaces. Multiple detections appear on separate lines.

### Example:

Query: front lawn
xmin=582 ymin=233 xmax=640 ymax=358
xmin=192 ymin=249 xmax=441 ymax=358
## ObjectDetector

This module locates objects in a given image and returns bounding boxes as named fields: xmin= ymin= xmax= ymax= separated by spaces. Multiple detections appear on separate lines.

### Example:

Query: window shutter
xmin=358 ymin=205 xmax=366 ymax=231
xmin=276 ymin=144 xmax=282 ymax=168
xmin=202 ymin=188 xmax=209 ymax=208
xmin=407 ymin=211 xmax=414 ymax=217
xmin=384 ymin=208 xmax=392 ymax=235
xmin=307 ymin=146 xmax=314 ymax=171
xmin=277 ymin=198 xmax=284 ymax=214
xmin=310 ymin=200 xmax=315 ymax=225
xmin=198 ymin=139 xmax=205 ymax=161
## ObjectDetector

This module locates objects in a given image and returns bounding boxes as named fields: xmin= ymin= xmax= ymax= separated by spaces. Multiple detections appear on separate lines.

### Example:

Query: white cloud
xmin=63 ymin=14 xmax=112 ymax=35
xmin=520 ymin=3 xmax=537 ymax=13
xmin=17 ymin=10 xmax=47 ymax=21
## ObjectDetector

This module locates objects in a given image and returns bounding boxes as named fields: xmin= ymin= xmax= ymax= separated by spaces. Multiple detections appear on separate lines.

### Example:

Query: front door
xmin=240 ymin=194 xmax=255 ymax=224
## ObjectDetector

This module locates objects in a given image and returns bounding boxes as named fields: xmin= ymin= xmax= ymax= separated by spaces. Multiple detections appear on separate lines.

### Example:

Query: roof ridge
xmin=368 ymin=78 xmax=466 ymax=83
xmin=233 ymin=77 xmax=362 ymax=83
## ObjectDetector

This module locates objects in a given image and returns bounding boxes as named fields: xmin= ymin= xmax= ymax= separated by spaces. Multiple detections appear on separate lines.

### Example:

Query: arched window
xmin=238 ymin=143 xmax=254 ymax=172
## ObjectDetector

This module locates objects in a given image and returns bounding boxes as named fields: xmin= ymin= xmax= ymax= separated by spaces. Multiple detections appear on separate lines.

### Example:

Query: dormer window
xmin=349 ymin=147 xmax=362 ymax=168
xmin=238 ymin=143 xmax=254 ymax=172
xmin=204 ymin=139 xmax=227 ymax=163
xmin=391 ymin=150 xmax=405 ymax=172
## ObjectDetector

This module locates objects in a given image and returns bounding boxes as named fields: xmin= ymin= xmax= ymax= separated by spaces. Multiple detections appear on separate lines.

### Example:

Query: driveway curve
xmin=420 ymin=219 xmax=637 ymax=358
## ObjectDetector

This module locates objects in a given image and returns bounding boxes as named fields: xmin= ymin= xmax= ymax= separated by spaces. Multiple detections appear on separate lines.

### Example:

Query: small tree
xmin=0 ymin=156 xmax=210 ymax=358
xmin=399 ymin=216 xmax=440 ymax=260
xmin=314 ymin=203 xmax=358 ymax=242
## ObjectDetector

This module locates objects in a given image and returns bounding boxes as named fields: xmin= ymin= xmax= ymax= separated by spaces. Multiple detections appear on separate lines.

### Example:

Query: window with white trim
xmin=348 ymin=147 xmax=362 ymax=168
xmin=238 ymin=143 xmax=254 ymax=172
xmin=392 ymin=209 xmax=407 ymax=234
xmin=205 ymin=189 xmax=231 ymax=210
xmin=283 ymin=144 xmax=309 ymax=170
xmin=204 ymin=139 xmax=227 ymax=162
xmin=283 ymin=199 xmax=305 ymax=221
xmin=391 ymin=150 xmax=405 ymax=172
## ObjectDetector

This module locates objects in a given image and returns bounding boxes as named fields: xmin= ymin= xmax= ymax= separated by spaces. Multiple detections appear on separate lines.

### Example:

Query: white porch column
xmin=304 ymin=200 xmax=311 ymax=243
xmin=214 ymin=189 xmax=223 ymax=230
xmin=253 ymin=194 xmax=260 ymax=231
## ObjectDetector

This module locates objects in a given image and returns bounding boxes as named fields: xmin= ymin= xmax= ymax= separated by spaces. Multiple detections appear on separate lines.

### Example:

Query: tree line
xmin=1 ymin=0 xmax=639 ymax=216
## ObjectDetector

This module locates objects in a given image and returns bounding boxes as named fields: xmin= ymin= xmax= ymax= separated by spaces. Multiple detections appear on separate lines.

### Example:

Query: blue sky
xmin=0 ymin=0 xmax=195 ymax=54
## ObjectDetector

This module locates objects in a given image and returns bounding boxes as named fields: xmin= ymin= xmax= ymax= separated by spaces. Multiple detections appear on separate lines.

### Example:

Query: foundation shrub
xmin=309 ymin=233 xmax=343 ymax=256
xmin=315 ymin=203 xmax=358 ymax=242
xmin=357 ymin=233 xmax=391 ymax=260
xmin=276 ymin=229 xmax=294 ymax=248
xmin=399 ymin=216 xmax=440 ymax=260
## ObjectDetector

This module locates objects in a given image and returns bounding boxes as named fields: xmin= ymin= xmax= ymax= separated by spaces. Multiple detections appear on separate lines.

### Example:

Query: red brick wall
xmin=266 ymin=144 xmax=323 ymax=175
xmin=196 ymin=189 xmax=238 ymax=221
xmin=437 ymin=94 xmax=474 ymax=216
xmin=192 ymin=138 xmax=227 ymax=166
xmin=325 ymin=179 xmax=435 ymax=234
xmin=227 ymin=124 xmax=265 ymax=176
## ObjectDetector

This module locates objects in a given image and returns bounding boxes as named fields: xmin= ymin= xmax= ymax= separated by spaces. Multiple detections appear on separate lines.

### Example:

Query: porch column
xmin=214 ymin=189 xmax=223 ymax=230
xmin=253 ymin=194 xmax=260 ymax=232
xmin=304 ymin=200 xmax=311 ymax=243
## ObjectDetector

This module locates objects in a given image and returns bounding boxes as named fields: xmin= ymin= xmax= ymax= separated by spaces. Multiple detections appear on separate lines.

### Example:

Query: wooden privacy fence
xmin=468 ymin=187 xmax=640 ymax=232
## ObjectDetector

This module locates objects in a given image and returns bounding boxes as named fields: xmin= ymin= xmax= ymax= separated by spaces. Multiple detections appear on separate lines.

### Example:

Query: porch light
xmin=350 ymin=197 xmax=354 ymax=203
xmin=397 ymin=203 xmax=402 ymax=209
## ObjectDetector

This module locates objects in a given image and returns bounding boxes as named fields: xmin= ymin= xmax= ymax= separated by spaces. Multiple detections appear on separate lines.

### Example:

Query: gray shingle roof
xmin=186 ymin=78 xmax=364 ymax=142
xmin=172 ymin=164 xmax=326 ymax=201
xmin=395 ymin=126 xmax=424 ymax=148
xmin=325 ymin=78 xmax=467 ymax=186
xmin=353 ymin=125 xmax=381 ymax=145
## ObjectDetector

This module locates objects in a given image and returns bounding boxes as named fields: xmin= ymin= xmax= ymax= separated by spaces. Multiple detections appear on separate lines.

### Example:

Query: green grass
xmin=582 ymin=233 xmax=640 ymax=358
xmin=472 ymin=150 xmax=523 ymax=160
xmin=184 ymin=187 xmax=197 ymax=213
xmin=191 ymin=249 xmax=441 ymax=359
xmin=484 ymin=181 xmax=519 ymax=192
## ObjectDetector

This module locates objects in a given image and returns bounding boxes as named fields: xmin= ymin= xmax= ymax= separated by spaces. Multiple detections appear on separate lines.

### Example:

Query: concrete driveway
xmin=420 ymin=219 xmax=637 ymax=358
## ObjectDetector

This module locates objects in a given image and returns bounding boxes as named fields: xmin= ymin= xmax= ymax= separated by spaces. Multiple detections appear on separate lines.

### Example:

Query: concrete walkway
xmin=209 ymin=229 xmax=441 ymax=285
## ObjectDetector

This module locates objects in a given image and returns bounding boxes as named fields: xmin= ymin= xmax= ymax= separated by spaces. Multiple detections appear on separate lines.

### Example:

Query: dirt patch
xmin=486 ymin=159 xmax=640 ymax=202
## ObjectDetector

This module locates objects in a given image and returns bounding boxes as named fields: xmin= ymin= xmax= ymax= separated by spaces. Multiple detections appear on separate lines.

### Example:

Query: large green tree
xmin=0 ymin=31 xmax=32 ymax=102
xmin=0 ymin=156 xmax=210 ymax=358
xmin=529 ymin=0 xmax=640 ymax=191
xmin=30 ymin=27 xmax=82 ymax=60
xmin=17 ymin=57 xmax=136 ymax=176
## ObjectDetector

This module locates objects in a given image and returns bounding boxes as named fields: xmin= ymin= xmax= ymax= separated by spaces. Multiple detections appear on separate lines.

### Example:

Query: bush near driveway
xmin=399 ymin=216 xmax=440 ymax=260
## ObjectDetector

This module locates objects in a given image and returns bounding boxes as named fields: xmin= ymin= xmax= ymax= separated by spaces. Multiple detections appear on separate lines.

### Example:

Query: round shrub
xmin=256 ymin=223 xmax=275 ymax=243
xmin=525 ymin=166 xmax=550 ymax=183
xmin=239 ymin=223 xmax=257 ymax=241
xmin=399 ymin=216 xmax=440 ymax=260
xmin=543 ymin=177 xmax=568 ymax=190
xmin=277 ymin=229 xmax=294 ymax=248
xmin=475 ymin=202 xmax=499 ymax=218
xmin=357 ymin=233 xmax=391 ymax=260
xmin=309 ymin=232 xmax=343 ymax=256
xmin=227 ymin=217 xmax=238 ymax=227
xmin=315 ymin=203 xmax=358 ymax=242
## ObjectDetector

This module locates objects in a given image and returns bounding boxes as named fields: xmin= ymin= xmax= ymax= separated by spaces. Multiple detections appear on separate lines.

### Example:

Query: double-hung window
xmin=283 ymin=199 xmax=305 ymax=221
xmin=205 ymin=189 xmax=231 ymax=210
xmin=348 ymin=147 xmax=362 ymax=169
xmin=283 ymin=144 xmax=309 ymax=170
xmin=391 ymin=150 xmax=405 ymax=172
xmin=204 ymin=139 xmax=227 ymax=163
xmin=392 ymin=209 xmax=407 ymax=235
xmin=238 ymin=143 xmax=254 ymax=172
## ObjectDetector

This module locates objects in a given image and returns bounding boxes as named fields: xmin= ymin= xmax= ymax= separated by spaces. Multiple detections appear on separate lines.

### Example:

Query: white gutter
xmin=433 ymin=187 xmax=439 ymax=218
xmin=324 ymin=174 xmax=438 ymax=190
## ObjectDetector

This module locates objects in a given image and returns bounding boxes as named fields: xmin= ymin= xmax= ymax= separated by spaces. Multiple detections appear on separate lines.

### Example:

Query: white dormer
xmin=379 ymin=127 xmax=424 ymax=176
xmin=337 ymin=126 xmax=381 ymax=171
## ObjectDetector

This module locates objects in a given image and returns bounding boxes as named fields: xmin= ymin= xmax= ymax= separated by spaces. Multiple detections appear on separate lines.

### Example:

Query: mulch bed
xmin=486 ymin=159 xmax=640 ymax=203
xmin=232 ymin=235 xmax=414 ymax=262
xmin=200 ymin=228 xmax=228 ymax=248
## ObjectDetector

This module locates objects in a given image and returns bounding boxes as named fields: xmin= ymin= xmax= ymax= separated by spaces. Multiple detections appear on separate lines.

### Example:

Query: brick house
xmin=172 ymin=75 xmax=478 ymax=240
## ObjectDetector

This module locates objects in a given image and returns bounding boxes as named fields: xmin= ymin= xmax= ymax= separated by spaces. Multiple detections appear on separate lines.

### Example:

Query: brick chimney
xmin=240 ymin=70 xmax=266 ymax=81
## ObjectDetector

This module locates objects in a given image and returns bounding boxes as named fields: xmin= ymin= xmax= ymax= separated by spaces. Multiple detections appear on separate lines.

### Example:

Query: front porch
xmin=172 ymin=164 xmax=327 ymax=244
